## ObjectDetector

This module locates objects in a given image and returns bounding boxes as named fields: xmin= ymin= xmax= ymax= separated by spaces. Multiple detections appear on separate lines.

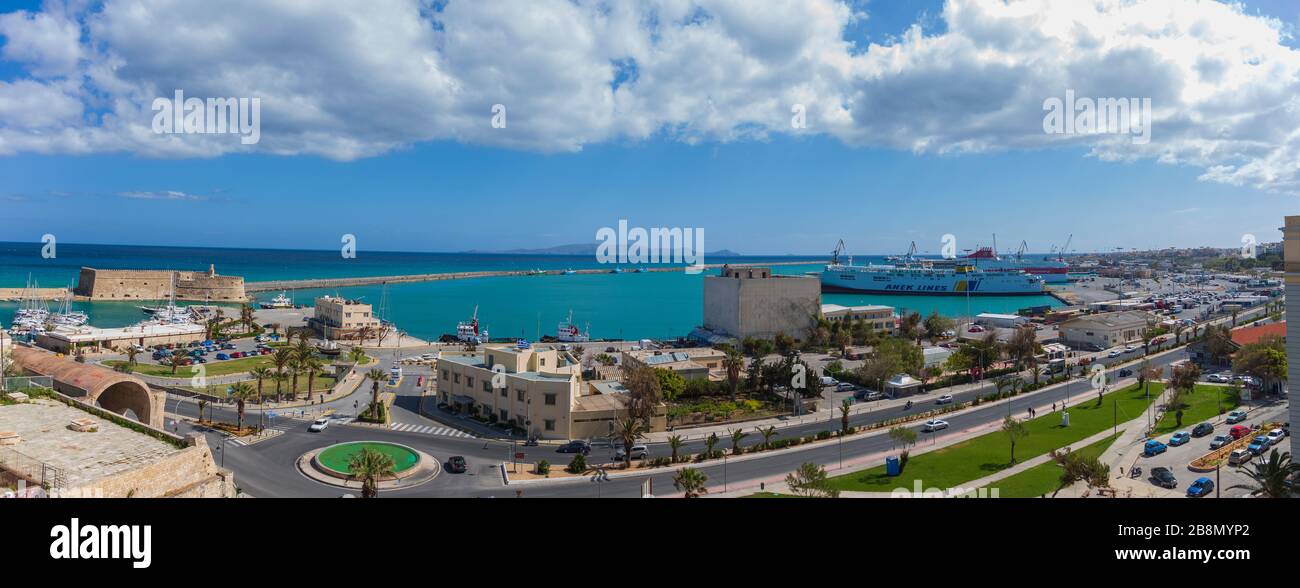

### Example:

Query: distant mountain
xmin=463 ymin=243 xmax=743 ymax=256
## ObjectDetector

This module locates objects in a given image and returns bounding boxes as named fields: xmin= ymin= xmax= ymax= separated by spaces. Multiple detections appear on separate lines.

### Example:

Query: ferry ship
xmin=556 ymin=310 xmax=590 ymax=342
xmin=456 ymin=306 xmax=490 ymax=344
xmin=949 ymin=246 xmax=1071 ymax=284
xmin=821 ymin=241 xmax=1045 ymax=295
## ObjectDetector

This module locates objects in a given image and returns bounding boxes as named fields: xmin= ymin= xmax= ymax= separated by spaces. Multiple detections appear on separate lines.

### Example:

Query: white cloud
xmin=0 ymin=0 xmax=1297 ymax=194
xmin=117 ymin=190 xmax=206 ymax=201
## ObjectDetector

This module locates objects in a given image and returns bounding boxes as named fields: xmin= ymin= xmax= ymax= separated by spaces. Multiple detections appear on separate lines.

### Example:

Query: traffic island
xmin=297 ymin=441 xmax=440 ymax=491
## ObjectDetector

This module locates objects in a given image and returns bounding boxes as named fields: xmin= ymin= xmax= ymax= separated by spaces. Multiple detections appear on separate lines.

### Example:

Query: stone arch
xmin=10 ymin=346 xmax=164 ymax=428
xmin=94 ymin=380 xmax=154 ymax=424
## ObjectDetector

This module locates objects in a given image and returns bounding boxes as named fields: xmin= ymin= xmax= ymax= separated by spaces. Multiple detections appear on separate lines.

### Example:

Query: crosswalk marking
xmin=387 ymin=421 xmax=474 ymax=438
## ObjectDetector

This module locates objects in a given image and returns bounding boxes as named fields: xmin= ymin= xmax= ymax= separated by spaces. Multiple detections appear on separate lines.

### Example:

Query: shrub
xmin=566 ymin=454 xmax=587 ymax=474
xmin=816 ymin=430 xmax=832 ymax=440
xmin=536 ymin=460 xmax=550 ymax=476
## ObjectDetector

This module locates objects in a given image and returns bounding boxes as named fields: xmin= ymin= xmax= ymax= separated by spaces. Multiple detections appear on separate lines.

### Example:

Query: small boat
xmin=611 ymin=267 xmax=624 ymax=274
xmin=456 ymin=305 xmax=490 ymax=344
xmin=556 ymin=310 xmax=590 ymax=343
xmin=561 ymin=269 xmax=576 ymax=275
xmin=259 ymin=291 xmax=294 ymax=309
xmin=634 ymin=267 xmax=647 ymax=273
xmin=316 ymin=338 xmax=342 ymax=356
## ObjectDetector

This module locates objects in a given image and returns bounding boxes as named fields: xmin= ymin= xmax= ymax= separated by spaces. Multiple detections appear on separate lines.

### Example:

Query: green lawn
xmin=1152 ymin=384 xmax=1240 ymax=435
xmin=827 ymin=383 xmax=1162 ymax=493
xmin=106 ymin=354 xmax=279 ymax=377
xmin=980 ymin=433 xmax=1120 ymax=498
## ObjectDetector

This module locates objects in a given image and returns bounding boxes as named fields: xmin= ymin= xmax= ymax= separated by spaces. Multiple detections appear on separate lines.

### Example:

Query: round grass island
xmin=313 ymin=441 xmax=422 ymax=481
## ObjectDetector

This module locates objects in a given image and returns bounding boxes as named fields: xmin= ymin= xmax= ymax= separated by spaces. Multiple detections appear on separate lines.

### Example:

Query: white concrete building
xmin=975 ymin=313 xmax=1028 ymax=329
xmin=1058 ymin=311 xmax=1153 ymax=350
xmin=703 ymin=266 xmax=820 ymax=340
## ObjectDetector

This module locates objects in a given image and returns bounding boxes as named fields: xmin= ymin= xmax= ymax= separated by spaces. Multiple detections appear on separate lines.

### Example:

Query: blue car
xmin=1247 ymin=436 xmax=1270 ymax=455
xmin=215 ymin=353 xmax=229 ymax=360
xmin=1169 ymin=432 xmax=1191 ymax=446
xmin=1187 ymin=477 xmax=1214 ymax=497
xmin=1144 ymin=440 xmax=1168 ymax=456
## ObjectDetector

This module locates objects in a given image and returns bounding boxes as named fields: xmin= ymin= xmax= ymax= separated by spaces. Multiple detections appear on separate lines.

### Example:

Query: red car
xmin=1230 ymin=425 xmax=1252 ymax=439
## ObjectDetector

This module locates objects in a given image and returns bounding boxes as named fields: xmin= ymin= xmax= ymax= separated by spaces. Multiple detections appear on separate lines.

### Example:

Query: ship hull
xmin=821 ymin=266 xmax=1045 ymax=295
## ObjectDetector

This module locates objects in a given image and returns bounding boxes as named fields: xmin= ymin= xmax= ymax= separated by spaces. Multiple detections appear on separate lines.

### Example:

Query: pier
xmin=244 ymin=260 xmax=823 ymax=293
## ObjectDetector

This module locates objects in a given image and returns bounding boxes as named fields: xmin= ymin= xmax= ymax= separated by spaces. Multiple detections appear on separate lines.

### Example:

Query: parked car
xmin=1107 ymin=350 xmax=1122 ymax=358
xmin=1247 ymin=436 xmax=1270 ymax=455
xmin=556 ymin=440 xmax=591 ymax=455
xmin=215 ymin=353 xmax=229 ymax=361
xmin=446 ymin=456 xmax=467 ymax=473
xmin=1149 ymin=466 xmax=1177 ymax=489
xmin=614 ymin=444 xmax=648 ymax=460
xmin=1228 ymin=448 xmax=1253 ymax=465
xmin=1186 ymin=477 xmax=1214 ymax=497
xmin=1118 ymin=368 xmax=1133 ymax=377
xmin=1169 ymin=432 xmax=1191 ymax=446
xmin=1191 ymin=422 xmax=1214 ymax=437
xmin=1143 ymin=440 xmax=1168 ymax=456
xmin=307 ymin=418 xmax=329 ymax=432
xmin=1209 ymin=435 xmax=1231 ymax=449
xmin=1266 ymin=429 xmax=1286 ymax=446
xmin=1229 ymin=425 xmax=1252 ymax=439
xmin=922 ymin=419 xmax=949 ymax=432
xmin=935 ymin=394 xmax=954 ymax=405
xmin=1225 ymin=410 xmax=1248 ymax=424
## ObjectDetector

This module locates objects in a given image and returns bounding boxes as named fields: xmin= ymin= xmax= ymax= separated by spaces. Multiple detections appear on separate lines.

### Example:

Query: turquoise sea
xmin=0 ymin=242 xmax=1060 ymax=341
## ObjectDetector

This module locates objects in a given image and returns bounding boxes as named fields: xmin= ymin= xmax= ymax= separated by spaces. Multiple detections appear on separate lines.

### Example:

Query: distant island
xmin=462 ymin=243 xmax=743 ymax=257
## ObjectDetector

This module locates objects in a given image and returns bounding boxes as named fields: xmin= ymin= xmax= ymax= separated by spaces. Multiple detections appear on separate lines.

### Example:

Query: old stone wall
xmin=74 ymin=267 xmax=246 ymax=301
xmin=67 ymin=436 xmax=236 ymax=498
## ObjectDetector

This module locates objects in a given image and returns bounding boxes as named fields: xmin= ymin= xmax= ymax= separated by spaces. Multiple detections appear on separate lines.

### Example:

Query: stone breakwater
xmin=244 ymin=260 xmax=823 ymax=293
xmin=0 ymin=287 xmax=68 ymax=301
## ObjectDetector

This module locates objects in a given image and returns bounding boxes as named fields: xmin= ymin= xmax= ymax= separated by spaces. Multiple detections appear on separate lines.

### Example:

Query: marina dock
xmin=244 ymin=260 xmax=824 ymax=293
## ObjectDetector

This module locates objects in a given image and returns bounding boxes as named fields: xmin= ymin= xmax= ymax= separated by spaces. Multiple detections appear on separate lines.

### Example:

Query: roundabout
xmin=298 ymin=440 xmax=441 ymax=491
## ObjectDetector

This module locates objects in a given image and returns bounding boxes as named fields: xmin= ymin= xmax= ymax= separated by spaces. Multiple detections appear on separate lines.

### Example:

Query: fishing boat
xmin=561 ymin=269 xmax=577 ymax=275
xmin=556 ymin=310 xmax=590 ymax=342
xmin=456 ymin=306 xmax=490 ymax=344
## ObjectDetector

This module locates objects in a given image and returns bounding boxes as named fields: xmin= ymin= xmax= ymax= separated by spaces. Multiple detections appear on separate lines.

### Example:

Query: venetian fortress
xmin=73 ymin=265 xmax=247 ymax=302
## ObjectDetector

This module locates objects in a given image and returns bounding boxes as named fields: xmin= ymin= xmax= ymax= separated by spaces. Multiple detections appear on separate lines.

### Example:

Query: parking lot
xmin=1126 ymin=402 xmax=1290 ymax=498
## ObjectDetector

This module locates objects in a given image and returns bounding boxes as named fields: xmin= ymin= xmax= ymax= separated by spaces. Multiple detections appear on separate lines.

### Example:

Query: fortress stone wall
xmin=74 ymin=265 xmax=246 ymax=301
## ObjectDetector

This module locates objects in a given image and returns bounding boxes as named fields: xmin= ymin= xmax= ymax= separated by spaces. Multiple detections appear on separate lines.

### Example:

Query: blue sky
xmin=1 ymin=0 xmax=1298 ymax=255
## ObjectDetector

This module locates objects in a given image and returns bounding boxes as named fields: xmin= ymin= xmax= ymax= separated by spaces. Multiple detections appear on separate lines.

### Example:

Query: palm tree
xmin=839 ymin=398 xmax=852 ymax=435
xmin=704 ymin=432 xmax=720 ymax=459
xmin=196 ymin=398 xmax=209 ymax=424
xmin=729 ymin=428 xmax=748 ymax=455
xmin=271 ymin=370 xmax=288 ymax=403
xmin=756 ymin=425 xmax=778 ymax=450
xmin=229 ymin=382 xmax=256 ymax=432
xmin=673 ymin=467 xmax=708 ymax=498
xmin=302 ymin=356 xmax=325 ymax=401
xmin=356 ymin=325 xmax=373 ymax=346
xmin=125 ymin=346 xmax=140 ymax=369
xmin=722 ymin=349 xmax=744 ymax=402
xmin=614 ymin=417 xmax=646 ymax=467
xmin=1228 ymin=449 xmax=1297 ymax=498
xmin=348 ymin=447 xmax=396 ymax=498
xmin=239 ymin=303 xmax=255 ymax=332
xmin=348 ymin=346 xmax=367 ymax=365
xmin=366 ymin=367 xmax=387 ymax=419
xmin=168 ymin=352 xmax=187 ymax=375
xmin=271 ymin=348 xmax=292 ymax=397
xmin=668 ymin=435 xmax=684 ymax=463
xmin=249 ymin=366 xmax=272 ymax=426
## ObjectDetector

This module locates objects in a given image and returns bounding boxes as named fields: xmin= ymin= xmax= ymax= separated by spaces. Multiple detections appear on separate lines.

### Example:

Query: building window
xmin=441 ymin=369 xmax=448 ymax=380
xmin=544 ymin=393 xmax=557 ymax=406
xmin=540 ymin=358 xmax=546 ymax=367
xmin=544 ymin=419 xmax=555 ymax=431
xmin=500 ymin=388 xmax=507 ymax=397
xmin=466 ymin=376 xmax=474 ymax=388
xmin=453 ymin=373 xmax=460 ymax=384
xmin=499 ymin=409 xmax=508 ymax=421
xmin=516 ymin=390 xmax=524 ymax=401
xmin=483 ymin=381 xmax=491 ymax=392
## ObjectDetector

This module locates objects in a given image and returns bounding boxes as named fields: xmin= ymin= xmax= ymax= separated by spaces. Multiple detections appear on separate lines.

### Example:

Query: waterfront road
xmin=169 ymin=344 xmax=1194 ymax=497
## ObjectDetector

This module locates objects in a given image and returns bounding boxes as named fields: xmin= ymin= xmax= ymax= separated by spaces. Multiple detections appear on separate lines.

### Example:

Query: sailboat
xmin=49 ymin=288 xmax=88 ymax=327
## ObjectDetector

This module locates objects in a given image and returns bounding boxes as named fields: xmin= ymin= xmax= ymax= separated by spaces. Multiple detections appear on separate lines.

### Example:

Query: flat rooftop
xmin=0 ymin=399 xmax=179 ymax=489
xmin=45 ymin=322 xmax=204 ymax=343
